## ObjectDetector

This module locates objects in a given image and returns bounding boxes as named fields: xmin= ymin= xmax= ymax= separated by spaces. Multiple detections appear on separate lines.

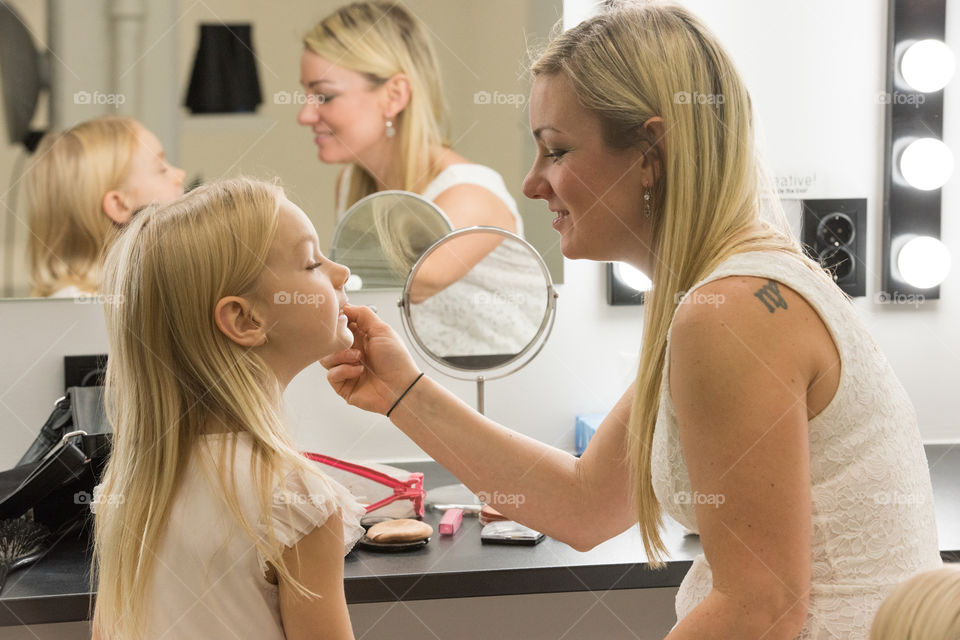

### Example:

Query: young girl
xmin=91 ymin=177 xmax=365 ymax=639
xmin=870 ymin=566 xmax=960 ymax=639
xmin=24 ymin=116 xmax=185 ymax=297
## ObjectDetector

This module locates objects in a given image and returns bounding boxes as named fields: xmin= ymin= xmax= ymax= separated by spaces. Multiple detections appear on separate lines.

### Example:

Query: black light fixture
xmin=881 ymin=0 xmax=954 ymax=300
xmin=185 ymin=24 xmax=263 ymax=114
xmin=0 ymin=2 xmax=47 ymax=151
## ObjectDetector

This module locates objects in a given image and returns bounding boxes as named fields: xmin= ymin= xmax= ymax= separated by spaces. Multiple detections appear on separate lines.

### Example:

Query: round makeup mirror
xmin=330 ymin=191 xmax=454 ymax=290
xmin=398 ymin=226 xmax=558 ymax=413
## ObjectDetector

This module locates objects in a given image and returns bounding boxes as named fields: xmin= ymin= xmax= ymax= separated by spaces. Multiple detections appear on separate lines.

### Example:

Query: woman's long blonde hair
xmin=93 ymin=177 xmax=335 ymax=638
xmin=304 ymin=1 xmax=451 ymax=205
xmin=24 ymin=116 xmax=142 ymax=297
xmin=532 ymin=1 xmax=836 ymax=565
xmin=870 ymin=566 xmax=960 ymax=639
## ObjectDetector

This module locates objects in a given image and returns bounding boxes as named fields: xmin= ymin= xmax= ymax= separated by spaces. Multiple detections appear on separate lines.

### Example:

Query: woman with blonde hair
xmin=297 ymin=1 xmax=522 ymax=239
xmin=24 ymin=116 xmax=185 ymax=297
xmin=870 ymin=565 xmax=960 ymax=639
xmin=91 ymin=177 xmax=364 ymax=639
xmin=320 ymin=2 xmax=941 ymax=638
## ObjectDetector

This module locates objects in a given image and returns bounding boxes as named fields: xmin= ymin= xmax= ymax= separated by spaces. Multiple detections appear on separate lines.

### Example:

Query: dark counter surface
xmin=1 ymin=445 xmax=957 ymax=627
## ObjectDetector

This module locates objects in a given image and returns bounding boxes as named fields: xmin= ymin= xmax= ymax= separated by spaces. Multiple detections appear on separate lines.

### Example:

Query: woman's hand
xmin=319 ymin=304 xmax=421 ymax=415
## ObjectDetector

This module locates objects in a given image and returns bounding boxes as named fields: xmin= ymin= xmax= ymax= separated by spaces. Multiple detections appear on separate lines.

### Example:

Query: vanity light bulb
xmin=901 ymin=39 xmax=955 ymax=93
xmin=899 ymin=138 xmax=954 ymax=191
xmin=614 ymin=262 xmax=652 ymax=293
xmin=345 ymin=274 xmax=364 ymax=291
xmin=897 ymin=236 xmax=951 ymax=289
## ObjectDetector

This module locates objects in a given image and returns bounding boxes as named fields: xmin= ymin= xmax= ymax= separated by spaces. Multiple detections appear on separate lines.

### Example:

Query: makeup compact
xmin=480 ymin=521 xmax=545 ymax=545
xmin=357 ymin=518 xmax=433 ymax=553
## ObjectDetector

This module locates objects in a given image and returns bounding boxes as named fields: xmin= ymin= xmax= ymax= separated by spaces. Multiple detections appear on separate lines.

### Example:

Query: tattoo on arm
xmin=754 ymin=279 xmax=788 ymax=313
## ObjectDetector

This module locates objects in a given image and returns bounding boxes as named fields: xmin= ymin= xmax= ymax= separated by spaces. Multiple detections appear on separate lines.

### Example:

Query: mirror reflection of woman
xmin=297 ymin=1 xmax=521 ymax=291
xmin=322 ymin=4 xmax=941 ymax=639
xmin=24 ymin=116 xmax=185 ymax=298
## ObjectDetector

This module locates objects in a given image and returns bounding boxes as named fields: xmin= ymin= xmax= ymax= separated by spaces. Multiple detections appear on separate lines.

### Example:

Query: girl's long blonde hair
xmin=93 ymin=177 xmax=335 ymax=638
xmin=870 ymin=566 xmax=960 ymax=639
xmin=532 ymin=1 xmax=836 ymax=565
xmin=24 ymin=116 xmax=143 ymax=297
xmin=304 ymin=1 xmax=451 ymax=205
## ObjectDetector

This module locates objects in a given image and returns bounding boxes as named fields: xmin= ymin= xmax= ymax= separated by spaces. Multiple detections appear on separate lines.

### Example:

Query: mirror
xmin=330 ymin=191 xmax=453 ymax=291
xmin=399 ymin=226 xmax=558 ymax=412
xmin=0 ymin=0 xmax=565 ymax=300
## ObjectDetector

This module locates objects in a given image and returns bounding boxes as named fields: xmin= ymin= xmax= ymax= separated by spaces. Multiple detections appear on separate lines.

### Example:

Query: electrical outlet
xmin=800 ymin=198 xmax=867 ymax=297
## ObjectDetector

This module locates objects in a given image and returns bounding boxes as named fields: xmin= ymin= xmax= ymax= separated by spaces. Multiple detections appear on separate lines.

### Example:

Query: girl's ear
xmin=382 ymin=72 xmax=411 ymax=119
xmin=103 ymin=190 xmax=133 ymax=225
xmin=214 ymin=296 xmax=267 ymax=347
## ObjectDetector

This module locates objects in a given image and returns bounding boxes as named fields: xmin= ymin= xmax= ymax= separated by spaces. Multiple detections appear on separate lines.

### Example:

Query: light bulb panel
xmin=882 ymin=0 xmax=948 ymax=301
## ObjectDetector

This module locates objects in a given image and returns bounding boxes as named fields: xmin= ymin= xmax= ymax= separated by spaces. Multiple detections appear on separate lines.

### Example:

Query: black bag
xmin=0 ymin=386 xmax=112 ymax=535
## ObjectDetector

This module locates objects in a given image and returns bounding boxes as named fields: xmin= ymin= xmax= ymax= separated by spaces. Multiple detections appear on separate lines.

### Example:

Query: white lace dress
xmin=651 ymin=250 xmax=942 ymax=639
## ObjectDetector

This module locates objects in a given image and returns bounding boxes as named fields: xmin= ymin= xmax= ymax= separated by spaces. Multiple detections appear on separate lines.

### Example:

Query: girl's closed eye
xmin=307 ymin=261 xmax=323 ymax=270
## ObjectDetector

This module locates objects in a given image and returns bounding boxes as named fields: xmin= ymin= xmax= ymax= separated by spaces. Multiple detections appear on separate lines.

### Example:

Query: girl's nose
xmin=333 ymin=261 xmax=350 ymax=288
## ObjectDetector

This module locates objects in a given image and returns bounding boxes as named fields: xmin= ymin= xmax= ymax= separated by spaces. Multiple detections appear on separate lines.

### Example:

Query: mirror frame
xmin=330 ymin=189 xmax=454 ymax=290
xmin=398 ymin=225 xmax=558 ymax=381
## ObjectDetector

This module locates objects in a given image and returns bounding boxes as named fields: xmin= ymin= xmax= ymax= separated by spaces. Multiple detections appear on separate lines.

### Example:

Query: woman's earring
xmin=643 ymin=187 xmax=652 ymax=218
xmin=385 ymin=119 xmax=396 ymax=139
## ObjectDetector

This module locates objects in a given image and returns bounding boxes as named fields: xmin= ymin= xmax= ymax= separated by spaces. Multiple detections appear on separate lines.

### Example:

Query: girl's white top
xmin=94 ymin=432 xmax=365 ymax=639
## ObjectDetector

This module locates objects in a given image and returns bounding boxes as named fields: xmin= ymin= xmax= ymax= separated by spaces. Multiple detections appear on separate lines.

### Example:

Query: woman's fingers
xmin=319 ymin=348 xmax=362 ymax=370
xmin=326 ymin=362 xmax=364 ymax=387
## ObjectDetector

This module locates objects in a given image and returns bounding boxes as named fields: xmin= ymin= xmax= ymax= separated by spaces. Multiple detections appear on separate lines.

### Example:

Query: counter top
xmin=1 ymin=445 xmax=957 ymax=627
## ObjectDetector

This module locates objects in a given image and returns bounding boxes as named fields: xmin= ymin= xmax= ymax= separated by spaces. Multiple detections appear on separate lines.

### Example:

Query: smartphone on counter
xmin=480 ymin=521 xmax=545 ymax=545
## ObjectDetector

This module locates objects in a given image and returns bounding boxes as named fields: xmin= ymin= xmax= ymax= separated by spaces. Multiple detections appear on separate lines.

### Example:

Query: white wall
xmin=1 ymin=0 xmax=958 ymax=473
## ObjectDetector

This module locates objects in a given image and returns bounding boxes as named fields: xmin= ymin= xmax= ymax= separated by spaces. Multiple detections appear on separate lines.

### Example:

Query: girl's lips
xmin=552 ymin=209 xmax=570 ymax=231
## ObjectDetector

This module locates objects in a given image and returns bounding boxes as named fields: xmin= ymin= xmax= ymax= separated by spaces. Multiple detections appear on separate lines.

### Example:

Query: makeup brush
xmin=0 ymin=516 xmax=51 ymax=595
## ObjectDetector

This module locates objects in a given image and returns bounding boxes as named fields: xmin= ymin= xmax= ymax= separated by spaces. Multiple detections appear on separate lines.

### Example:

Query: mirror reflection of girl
xmin=297 ymin=1 xmax=518 ymax=293
xmin=91 ymin=178 xmax=364 ymax=640
xmin=321 ymin=4 xmax=941 ymax=639
xmin=24 ymin=116 xmax=185 ymax=298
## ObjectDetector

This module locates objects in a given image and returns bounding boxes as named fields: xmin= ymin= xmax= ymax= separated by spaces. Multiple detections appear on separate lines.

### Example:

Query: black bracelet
xmin=386 ymin=372 xmax=425 ymax=417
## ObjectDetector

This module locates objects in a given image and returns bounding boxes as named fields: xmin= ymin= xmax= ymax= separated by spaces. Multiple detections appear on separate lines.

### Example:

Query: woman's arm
xmin=664 ymin=276 xmax=819 ymax=639
xmin=407 ymin=184 xmax=518 ymax=303
xmin=322 ymin=305 xmax=637 ymax=551
xmin=277 ymin=509 xmax=355 ymax=640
